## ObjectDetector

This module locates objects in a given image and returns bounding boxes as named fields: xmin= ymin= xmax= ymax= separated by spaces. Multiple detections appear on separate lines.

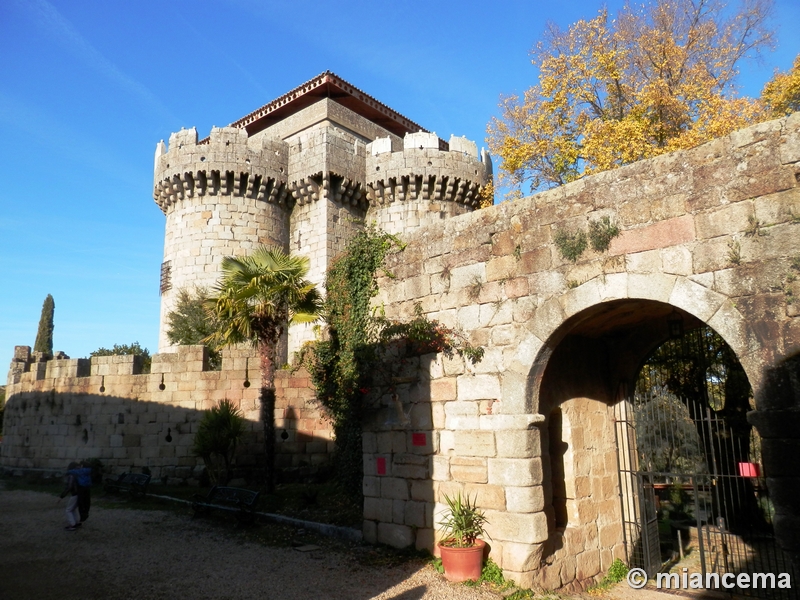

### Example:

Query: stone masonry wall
xmin=362 ymin=113 xmax=800 ymax=590
xmin=2 ymin=346 xmax=332 ymax=481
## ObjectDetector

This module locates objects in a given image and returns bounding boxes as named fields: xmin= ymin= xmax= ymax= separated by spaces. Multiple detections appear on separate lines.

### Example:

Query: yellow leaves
xmin=488 ymin=0 xmax=776 ymax=193
xmin=762 ymin=54 xmax=800 ymax=117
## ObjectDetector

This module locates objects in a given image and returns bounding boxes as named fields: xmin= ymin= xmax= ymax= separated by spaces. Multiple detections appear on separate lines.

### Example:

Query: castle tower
xmin=365 ymin=132 xmax=492 ymax=234
xmin=152 ymin=73 xmax=493 ymax=355
xmin=153 ymin=126 xmax=290 ymax=352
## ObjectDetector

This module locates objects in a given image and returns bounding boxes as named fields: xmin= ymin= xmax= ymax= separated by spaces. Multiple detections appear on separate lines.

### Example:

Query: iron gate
xmin=614 ymin=326 xmax=797 ymax=598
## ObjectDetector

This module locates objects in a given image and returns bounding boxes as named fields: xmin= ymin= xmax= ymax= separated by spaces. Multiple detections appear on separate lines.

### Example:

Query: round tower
xmin=364 ymin=132 xmax=492 ymax=235
xmin=153 ymin=126 xmax=290 ymax=351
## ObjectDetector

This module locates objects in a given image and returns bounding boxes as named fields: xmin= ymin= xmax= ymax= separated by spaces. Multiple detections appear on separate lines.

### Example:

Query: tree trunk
xmin=259 ymin=340 xmax=277 ymax=493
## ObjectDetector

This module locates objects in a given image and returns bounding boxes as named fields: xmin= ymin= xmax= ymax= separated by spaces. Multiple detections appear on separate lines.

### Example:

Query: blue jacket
xmin=69 ymin=467 xmax=92 ymax=487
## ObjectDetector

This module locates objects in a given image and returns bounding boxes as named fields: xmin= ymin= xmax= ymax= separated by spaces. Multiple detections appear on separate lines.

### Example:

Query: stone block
xmin=450 ymin=457 xmax=488 ymax=483
xmin=486 ymin=255 xmax=517 ymax=282
xmin=445 ymin=415 xmax=480 ymax=430
xmin=501 ymin=541 xmax=543 ymax=572
xmin=505 ymin=485 xmax=545 ymax=513
xmin=393 ymin=453 xmax=429 ymax=479
xmin=380 ymin=476 xmax=409 ymax=500
xmin=453 ymin=430 xmax=495 ymax=457
xmin=627 ymin=272 xmax=676 ymax=302
xmin=377 ymin=523 xmax=414 ymax=548
xmin=404 ymin=500 xmax=428 ymax=528
xmin=415 ymin=527 xmax=435 ymax=552
xmin=496 ymin=429 xmax=540 ymax=458
xmin=364 ymin=496 xmax=392 ymax=521
xmin=457 ymin=374 xmax=500 ymax=401
xmin=392 ymin=499 xmax=406 ymax=524
xmin=484 ymin=510 xmax=548 ymax=544
xmin=410 ymin=480 xmax=435 ymax=502
xmin=669 ymin=277 xmax=725 ymax=321
xmin=608 ymin=215 xmax=694 ymax=255
xmin=575 ymin=549 xmax=601 ymax=581
xmin=488 ymin=458 xmax=543 ymax=487
xmin=695 ymin=201 xmax=754 ymax=240
xmin=463 ymin=483 xmax=506 ymax=510
xmin=429 ymin=378 xmax=456 ymax=401
xmin=432 ymin=455 xmax=450 ymax=481
xmin=479 ymin=414 xmax=545 ymax=431
xmin=363 ymin=476 xmax=380 ymax=498
xmin=438 ymin=430 xmax=455 ymax=454
xmin=626 ymin=249 xmax=661 ymax=274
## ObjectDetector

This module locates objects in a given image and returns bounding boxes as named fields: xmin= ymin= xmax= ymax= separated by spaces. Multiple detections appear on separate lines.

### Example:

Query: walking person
xmin=57 ymin=462 xmax=81 ymax=531
xmin=71 ymin=461 xmax=93 ymax=523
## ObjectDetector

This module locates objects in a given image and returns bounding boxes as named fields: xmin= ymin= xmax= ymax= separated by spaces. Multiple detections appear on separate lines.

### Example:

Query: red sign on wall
xmin=412 ymin=433 xmax=427 ymax=446
xmin=376 ymin=457 xmax=386 ymax=475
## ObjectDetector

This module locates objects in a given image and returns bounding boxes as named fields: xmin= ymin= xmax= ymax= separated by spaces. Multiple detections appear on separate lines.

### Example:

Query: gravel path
xmin=0 ymin=485 xmax=506 ymax=600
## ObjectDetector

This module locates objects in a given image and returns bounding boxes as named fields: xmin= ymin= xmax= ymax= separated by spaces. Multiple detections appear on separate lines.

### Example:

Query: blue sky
xmin=1 ymin=0 xmax=798 ymax=372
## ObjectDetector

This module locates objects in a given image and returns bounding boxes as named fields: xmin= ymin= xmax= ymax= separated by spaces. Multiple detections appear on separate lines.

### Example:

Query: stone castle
xmin=152 ymin=71 xmax=491 ymax=353
xmin=4 ymin=72 xmax=800 ymax=593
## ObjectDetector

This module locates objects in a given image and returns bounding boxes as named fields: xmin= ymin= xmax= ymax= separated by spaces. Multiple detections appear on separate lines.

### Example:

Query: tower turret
xmin=153 ymin=126 xmax=290 ymax=351
xmin=364 ymin=132 xmax=491 ymax=234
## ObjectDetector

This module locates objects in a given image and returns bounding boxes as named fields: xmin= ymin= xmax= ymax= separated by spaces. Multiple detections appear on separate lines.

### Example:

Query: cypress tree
xmin=33 ymin=294 xmax=55 ymax=354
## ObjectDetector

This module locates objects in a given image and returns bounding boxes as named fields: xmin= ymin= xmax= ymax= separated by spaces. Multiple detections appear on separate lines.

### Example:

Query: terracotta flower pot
xmin=438 ymin=539 xmax=486 ymax=582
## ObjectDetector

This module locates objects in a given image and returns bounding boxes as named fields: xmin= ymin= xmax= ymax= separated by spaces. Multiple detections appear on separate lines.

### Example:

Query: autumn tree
xmin=762 ymin=54 xmax=800 ymax=117
xmin=33 ymin=294 xmax=55 ymax=355
xmin=488 ymin=0 xmax=775 ymax=193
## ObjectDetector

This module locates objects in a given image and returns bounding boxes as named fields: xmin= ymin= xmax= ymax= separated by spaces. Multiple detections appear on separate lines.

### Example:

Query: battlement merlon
xmin=153 ymin=126 xmax=290 ymax=213
xmin=365 ymin=133 xmax=492 ymax=207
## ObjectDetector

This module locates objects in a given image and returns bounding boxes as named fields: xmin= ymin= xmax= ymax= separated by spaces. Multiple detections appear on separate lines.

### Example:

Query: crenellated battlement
xmin=365 ymin=132 xmax=491 ymax=207
xmin=153 ymin=126 xmax=290 ymax=213
xmin=150 ymin=74 xmax=496 ymax=351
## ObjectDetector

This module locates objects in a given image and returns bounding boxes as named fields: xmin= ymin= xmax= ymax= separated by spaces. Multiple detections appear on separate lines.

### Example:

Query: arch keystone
xmin=598 ymin=272 xmax=628 ymax=301
xmin=627 ymin=272 xmax=676 ymax=302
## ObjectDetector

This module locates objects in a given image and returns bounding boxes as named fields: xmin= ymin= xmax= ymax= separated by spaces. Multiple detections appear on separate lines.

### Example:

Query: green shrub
xmin=193 ymin=399 xmax=246 ymax=484
xmin=588 ymin=216 xmax=620 ymax=251
xmin=554 ymin=227 xmax=587 ymax=262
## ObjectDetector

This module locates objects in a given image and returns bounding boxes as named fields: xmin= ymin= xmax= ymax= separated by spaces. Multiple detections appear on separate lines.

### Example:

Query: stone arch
xmin=505 ymin=274 xmax=764 ymax=416
xmin=506 ymin=277 xmax=765 ymax=590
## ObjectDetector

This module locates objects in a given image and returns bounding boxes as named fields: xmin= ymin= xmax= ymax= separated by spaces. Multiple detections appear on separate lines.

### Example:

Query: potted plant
xmin=437 ymin=492 xmax=488 ymax=582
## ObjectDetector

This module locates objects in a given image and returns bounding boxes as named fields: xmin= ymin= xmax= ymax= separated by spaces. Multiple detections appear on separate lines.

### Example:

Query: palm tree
xmin=205 ymin=246 xmax=322 ymax=492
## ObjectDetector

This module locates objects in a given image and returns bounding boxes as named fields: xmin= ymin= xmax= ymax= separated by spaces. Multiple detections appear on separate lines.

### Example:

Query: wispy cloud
xmin=17 ymin=0 xmax=176 ymax=121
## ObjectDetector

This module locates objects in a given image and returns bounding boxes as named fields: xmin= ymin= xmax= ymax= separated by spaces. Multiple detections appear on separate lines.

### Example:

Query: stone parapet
xmin=2 ymin=346 xmax=333 ymax=482
xmin=153 ymin=126 xmax=290 ymax=213
xmin=365 ymin=132 xmax=490 ymax=208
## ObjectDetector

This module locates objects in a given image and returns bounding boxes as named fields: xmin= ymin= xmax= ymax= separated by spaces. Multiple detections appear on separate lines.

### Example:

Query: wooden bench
xmin=103 ymin=473 xmax=151 ymax=498
xmin=191 ymin=485 xmax=260 ymax=524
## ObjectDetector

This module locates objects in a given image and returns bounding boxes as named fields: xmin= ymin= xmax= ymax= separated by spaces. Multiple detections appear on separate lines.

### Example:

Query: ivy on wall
xmin=297 ymin=227 xmax=483 ymax=500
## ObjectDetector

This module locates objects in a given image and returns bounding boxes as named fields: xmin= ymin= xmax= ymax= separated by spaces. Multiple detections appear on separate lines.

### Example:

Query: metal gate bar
xmin=614 ymin=326 xmax=797 ymax=599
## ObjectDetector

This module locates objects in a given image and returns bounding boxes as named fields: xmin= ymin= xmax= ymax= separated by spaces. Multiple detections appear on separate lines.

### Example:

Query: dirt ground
xmin=0 ymin=483 xmax=678 ymax=600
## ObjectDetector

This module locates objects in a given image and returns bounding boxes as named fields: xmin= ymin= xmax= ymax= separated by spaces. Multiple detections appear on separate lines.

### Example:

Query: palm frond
xmin=205 ymin=246 xmax=322 ymax=348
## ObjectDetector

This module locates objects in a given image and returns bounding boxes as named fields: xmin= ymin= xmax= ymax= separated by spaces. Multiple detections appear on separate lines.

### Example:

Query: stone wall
xmin=362 ymin=113 xmax=800 ymax=589
xmin=1 ymin=346 xmax=332 ymax=481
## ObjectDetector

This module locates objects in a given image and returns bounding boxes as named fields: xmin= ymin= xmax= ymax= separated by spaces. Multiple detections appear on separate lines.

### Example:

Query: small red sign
xmin=412 ymin=433 xmax=427 ymax=446
xmin=376 ymin=457 xmax=386 ymax=475
xmin=738 ymin=462 xmax=760 ymax=477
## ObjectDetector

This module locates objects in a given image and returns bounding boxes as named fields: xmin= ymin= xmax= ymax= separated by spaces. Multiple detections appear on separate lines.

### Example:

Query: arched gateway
xmin=364 ymin=114 xmax=800 ymax=592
